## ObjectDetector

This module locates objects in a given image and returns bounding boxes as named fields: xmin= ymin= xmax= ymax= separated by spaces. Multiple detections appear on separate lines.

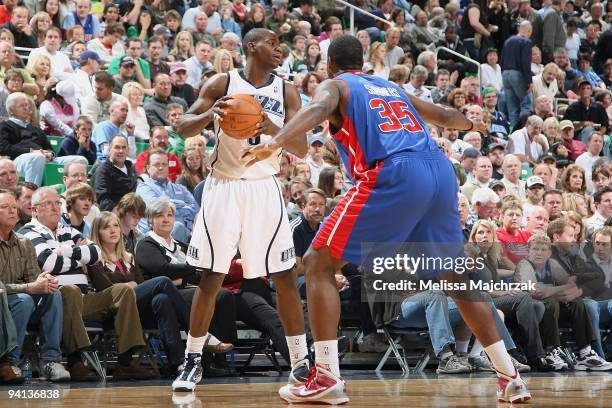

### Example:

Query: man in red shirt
xmin=560 ymin=120 xmax=587 ymax=162
xmin=496 ymin=201 xmax=532 ymax=264
xmin=135 ymin=126 xmax=182 ymax=181
xmin=0 ymin=0 xmax=16 ymax=26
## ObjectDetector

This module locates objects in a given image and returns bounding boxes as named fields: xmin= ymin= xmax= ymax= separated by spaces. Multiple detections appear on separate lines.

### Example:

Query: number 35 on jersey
xmin=369 ymin=98 xmax=425 ymax=133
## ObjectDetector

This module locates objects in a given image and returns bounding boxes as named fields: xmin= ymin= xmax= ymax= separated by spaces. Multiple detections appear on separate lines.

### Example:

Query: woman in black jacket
xmin=135 ymin=198 xmax=237 ymax=375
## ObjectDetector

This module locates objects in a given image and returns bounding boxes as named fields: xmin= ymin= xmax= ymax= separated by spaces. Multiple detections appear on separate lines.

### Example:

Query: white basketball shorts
xmin=186 ymin=175 xmax=296 ymax=278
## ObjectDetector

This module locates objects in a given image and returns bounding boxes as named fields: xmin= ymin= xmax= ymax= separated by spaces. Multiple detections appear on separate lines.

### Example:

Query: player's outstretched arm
xmin=407 ymin=94 xmax=486 ymax=133
xmin=251 ymin=82 xmax=308 ymax=156
xmin=177 ymin=74 xmax=229 ymax=139
xmin=241 ymin=79 xmax=342 ymax=166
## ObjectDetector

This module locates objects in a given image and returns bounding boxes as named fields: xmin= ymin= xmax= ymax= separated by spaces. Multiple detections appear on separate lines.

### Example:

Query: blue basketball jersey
xmin=331 ymin=72 xmax=439 ymax=180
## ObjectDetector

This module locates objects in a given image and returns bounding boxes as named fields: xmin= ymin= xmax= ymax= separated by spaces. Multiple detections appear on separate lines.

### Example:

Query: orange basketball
xmin=219 ymin=94 xmax=264 ymax=139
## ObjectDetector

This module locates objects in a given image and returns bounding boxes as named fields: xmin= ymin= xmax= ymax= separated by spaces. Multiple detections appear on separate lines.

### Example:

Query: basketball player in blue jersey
xmin=243 ymin=35 xmax=532 ymax=405
xmin=172 ymin=29 xmax=312 ymax=392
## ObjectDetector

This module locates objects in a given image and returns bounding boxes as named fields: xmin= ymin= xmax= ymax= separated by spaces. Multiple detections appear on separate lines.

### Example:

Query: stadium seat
xmin=229 ymin=321 xmax=283 ymax=375
xmin=84 ymin=321 xmax=160 ymax=380
xmin=520 ymin=163 xmax=533 ymax=181
xmin=47 ymin=136 xmax=63 ymax=155
xmin=136 ymin=142 xmax=150 ymax=156
xmin=375 ymin=326 xmax=432 ymax=374
xmin=43 ymin=162 xmax=65 ymax=187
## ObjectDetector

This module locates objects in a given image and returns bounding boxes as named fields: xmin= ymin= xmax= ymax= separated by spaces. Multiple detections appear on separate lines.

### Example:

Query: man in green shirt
xmin=106 ymin=37 xmax=151 ymax=89
xmin=164 ymin=103 xmax=186 ymax=157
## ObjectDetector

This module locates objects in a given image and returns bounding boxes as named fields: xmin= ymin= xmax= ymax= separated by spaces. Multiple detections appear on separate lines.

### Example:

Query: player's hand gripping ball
xmin=218 ymin=94 xmax=264 ymax=139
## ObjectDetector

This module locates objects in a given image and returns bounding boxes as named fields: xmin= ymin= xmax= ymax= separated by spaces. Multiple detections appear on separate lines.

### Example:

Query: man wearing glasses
xmin=0 ymin=93 xmax=87 ymax=186
xmin=19 ymin=187 xmax=153 ymax=380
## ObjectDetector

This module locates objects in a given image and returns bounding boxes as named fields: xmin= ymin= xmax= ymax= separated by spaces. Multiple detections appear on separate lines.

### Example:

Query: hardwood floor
xmin=2 ymin=374 xmax=610 ymax=407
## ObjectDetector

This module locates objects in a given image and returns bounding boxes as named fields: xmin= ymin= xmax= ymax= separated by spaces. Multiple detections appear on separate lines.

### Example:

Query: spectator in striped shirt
xmin=19 ymin=187 xmax=154 ymax=381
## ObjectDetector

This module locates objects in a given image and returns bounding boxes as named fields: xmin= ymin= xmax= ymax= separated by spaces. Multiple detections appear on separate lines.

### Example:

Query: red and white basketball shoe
xmin=497 ymin=369 xmax=532 ymax=403
xmin=279 ymin=365 xmax=349 ymax=405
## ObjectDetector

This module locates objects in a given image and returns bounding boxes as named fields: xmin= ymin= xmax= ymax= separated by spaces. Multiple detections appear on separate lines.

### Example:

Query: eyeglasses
xmin=35 ymin=200 xmax=62 ymax=209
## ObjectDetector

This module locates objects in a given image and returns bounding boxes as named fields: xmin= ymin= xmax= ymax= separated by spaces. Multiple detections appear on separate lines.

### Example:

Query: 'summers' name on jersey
xmin=364 ymin=84 xmax=401 ymax=97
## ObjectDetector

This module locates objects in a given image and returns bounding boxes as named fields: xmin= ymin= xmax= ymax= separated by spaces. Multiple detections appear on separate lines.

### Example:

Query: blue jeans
xmin=392 ymin=291 xmax=516 ymax=354
xmin=134 ymin=276 xmax=190 ymax=367
xmin=502 ymin=70 xmax=532 ymax=129
xmin=448 ymin=297 xmax=516 ymax=350
xmin=7 ymin=292 xmax=63 ymax=363
xmin=0 ymin=282 xmax=18 ymax=360
xmin=13 ymin=153 xmax=88 ymax=187
xmin=583 ymin=298 xmax=612 ymax=358
xmin=391 ymin=291 xmax=458 ymax=356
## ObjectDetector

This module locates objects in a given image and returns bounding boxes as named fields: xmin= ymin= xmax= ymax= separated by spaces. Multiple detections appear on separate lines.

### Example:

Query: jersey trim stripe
xmin=222 ymin=72 xmax=231 ymax=96
xmin=265 ymin=177 xmax=285 ymax=276
xmin=239 ymin=70 xmax=275 ymax=89
xmin=209 ymin=73 xmax=231 ymax=174
xmin=312 ymin=163 xmax=383 ymax=260
xmin=209 ymin=127 xmax=222 ymax=174
xmin=201 ymin=202 xmax=215 ymax=271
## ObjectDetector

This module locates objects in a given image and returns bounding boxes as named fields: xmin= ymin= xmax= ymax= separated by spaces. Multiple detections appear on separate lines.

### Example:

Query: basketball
xmin=219 ymin=94 xmax=264 ymax=139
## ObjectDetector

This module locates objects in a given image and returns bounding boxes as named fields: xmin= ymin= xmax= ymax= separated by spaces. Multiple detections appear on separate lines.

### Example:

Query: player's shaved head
xmin=328 ymin=35 xmax=363 ymax=74
xmin=242 ymin=28 xmax=275 ymax=56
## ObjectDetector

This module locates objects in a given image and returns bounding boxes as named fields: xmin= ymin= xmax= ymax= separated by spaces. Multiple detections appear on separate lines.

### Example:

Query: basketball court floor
xmin=1 ymin=370 xmax=610 ymax=407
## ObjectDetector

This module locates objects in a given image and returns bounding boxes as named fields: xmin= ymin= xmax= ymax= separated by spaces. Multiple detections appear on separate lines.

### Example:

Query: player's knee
xmin=271 ymin=268 xmax=297 ymax=289
xmin=197 ymin=270 xmax=225 ymax=292
xmin=302 ymin=250 xmax=317 ymax=274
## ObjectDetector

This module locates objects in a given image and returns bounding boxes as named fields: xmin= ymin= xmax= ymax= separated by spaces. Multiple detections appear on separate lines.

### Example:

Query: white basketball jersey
xmin=209 ymin=69 xmax=285 ymax=179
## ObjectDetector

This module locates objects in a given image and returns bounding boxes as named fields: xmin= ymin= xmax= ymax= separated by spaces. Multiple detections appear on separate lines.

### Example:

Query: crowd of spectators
xmin=0 ymin=0 xmax=611 ymax=384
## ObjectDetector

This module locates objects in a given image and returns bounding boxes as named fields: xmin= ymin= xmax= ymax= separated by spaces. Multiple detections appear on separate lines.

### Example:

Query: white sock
xmin=314 ymin=340 xmax=340 ymax=377
xmin=456 ymin=340 xmax=470 ymax=354
xmin=484 ymin=340 xmax=516 ymax=378
xmin=206 ymin=333 xmax=221 ymax=346
xmin=286 ymin=334 xmax=308 ymax=367
xmin=186 ymin=333 xmax=207 ymax=354
xmin=579 ymin=345 xmax=592 ymax=357
xmin=469 ymin=339 xmax=484 ymax=357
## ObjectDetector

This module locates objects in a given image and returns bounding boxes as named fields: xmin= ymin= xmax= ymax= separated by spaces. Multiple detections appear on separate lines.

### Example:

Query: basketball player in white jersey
xmin=172 ymin=29 xmax=310 ymax=392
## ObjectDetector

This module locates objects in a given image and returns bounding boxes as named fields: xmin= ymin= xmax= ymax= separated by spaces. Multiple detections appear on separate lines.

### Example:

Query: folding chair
xmin=229 ymin=321 xmax=283 ymax=375
xmin=375 ymin=326 xmax=432 ymax=374
xmin=82 ymin=322 xmax=107 ymax=381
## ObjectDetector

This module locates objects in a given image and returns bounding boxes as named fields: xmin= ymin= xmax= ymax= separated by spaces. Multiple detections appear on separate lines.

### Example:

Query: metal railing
xmin=335 ymin=0 xmax=393 ymax=35
xmin=553 ymin=98 xmax=572 ymax=117
xmin=14 ymin=46 xmax=71 ymax=63
xmin=434 ymin=46 xmax=481 ymax=89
